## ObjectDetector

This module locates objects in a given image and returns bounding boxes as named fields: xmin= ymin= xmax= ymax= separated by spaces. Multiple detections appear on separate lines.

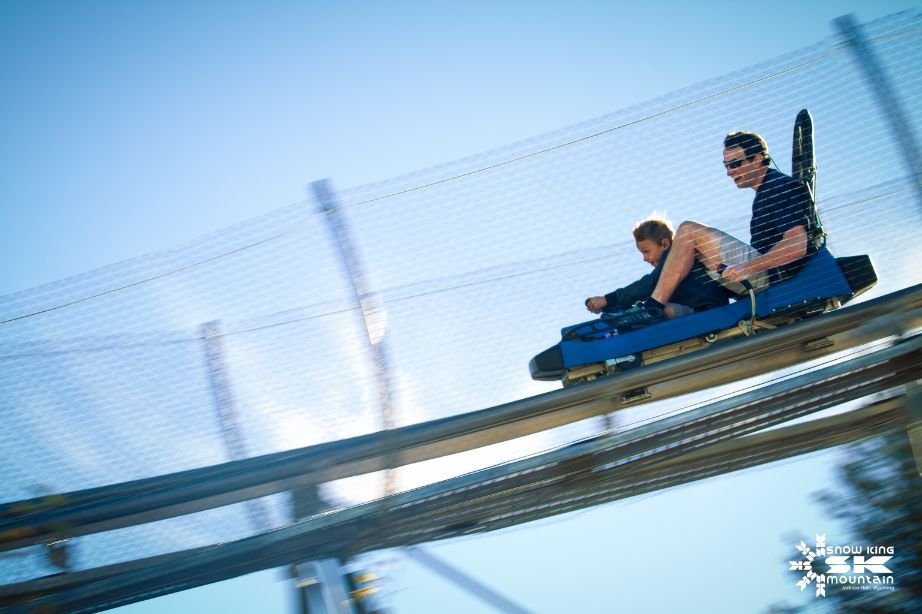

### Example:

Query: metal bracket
xmin=905 ymin=380 xmax=922 ymax=477
xmin=291 ymin=559 xmax=355 ymax=614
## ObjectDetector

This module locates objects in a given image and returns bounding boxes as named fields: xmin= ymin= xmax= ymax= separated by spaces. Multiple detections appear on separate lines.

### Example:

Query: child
xmin=585 ymin=215 xmax=730 ymax=319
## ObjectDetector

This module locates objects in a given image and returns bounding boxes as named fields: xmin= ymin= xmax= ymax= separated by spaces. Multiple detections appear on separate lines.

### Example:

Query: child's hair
xmin=632 ymin=213 xmax=674 ymax=245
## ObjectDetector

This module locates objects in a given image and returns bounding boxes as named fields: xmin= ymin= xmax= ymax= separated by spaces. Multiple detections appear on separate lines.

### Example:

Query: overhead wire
xmin=1 ymin=32 xmax=892 ymax=326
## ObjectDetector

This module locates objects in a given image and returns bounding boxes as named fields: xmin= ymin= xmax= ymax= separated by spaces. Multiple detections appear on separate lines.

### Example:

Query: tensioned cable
xmin=0 ymin=54 xmax=838 ymax=325
xmin=0 ymin=227 xmax=299 ymax=325
xmin=345 ymin=22 xmax=922 ymax=210
xmin=345 ymin=60 xmax=831 ymax=210
xmin=2 ymin=24 xmax=919 ymax=325
xmin=0 ymin=180 xmax=911 ymax=358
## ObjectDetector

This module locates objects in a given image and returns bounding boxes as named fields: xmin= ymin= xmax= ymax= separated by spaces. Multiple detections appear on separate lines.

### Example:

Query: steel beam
xmin=4 ymin=336 xmax=919 ymax=612
xmin=1 ymin=287 xmax=920 ymax=552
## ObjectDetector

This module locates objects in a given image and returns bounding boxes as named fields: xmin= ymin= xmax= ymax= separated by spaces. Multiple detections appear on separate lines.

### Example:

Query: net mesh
xmin=2 ymin=9 xmax=922 ymax=585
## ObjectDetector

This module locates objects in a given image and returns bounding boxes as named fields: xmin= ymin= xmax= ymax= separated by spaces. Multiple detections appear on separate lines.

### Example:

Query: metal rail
xmin=2 ymin=285 xmax=921 ymax=552
xmin=3 ymin=334 xmax=919 ymax=612
xmin=3 ymin=396 xmax=909 ymax=610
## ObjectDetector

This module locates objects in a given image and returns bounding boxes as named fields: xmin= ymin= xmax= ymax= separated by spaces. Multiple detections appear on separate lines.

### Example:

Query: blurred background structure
xmin=2 ymin=7 xmax=922 ymax=613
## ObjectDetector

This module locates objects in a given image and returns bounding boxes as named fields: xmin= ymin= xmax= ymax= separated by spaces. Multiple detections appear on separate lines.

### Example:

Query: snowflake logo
xmin=790 ymin=534 xmax=827 ymax=598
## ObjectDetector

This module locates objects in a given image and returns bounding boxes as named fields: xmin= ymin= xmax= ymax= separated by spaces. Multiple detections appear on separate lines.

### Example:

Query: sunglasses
xmin=723 ymin=158 xmax=747 ymax=170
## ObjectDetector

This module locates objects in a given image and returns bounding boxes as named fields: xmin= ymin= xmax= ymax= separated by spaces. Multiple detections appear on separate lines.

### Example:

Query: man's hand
xmin=719 ymin=263 xmax=748 ymax=283
xmin=585 ymin=296 xmax=607 ymax=314
xmin=720 ymin=225 xmax=808 ymax=283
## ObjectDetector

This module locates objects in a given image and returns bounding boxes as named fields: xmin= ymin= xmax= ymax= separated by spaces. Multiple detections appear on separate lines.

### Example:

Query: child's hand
xmin=585 ymin=296 xmax=607 ymax=314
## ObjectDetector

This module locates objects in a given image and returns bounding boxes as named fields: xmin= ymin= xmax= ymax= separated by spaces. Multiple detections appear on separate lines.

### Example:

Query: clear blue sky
xmin=2 ymin=1 xmax=920 ymax=612
xmin=3 ymin=0 xmax=918 ymax=297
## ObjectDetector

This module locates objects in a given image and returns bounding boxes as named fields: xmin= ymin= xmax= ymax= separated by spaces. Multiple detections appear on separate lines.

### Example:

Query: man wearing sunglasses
xmin=633 ymin=130 xmax=810 ymax=315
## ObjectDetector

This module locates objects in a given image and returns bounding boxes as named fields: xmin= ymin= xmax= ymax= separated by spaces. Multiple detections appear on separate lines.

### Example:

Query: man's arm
xmin=720 ymin=225 xmax=808 ymax=283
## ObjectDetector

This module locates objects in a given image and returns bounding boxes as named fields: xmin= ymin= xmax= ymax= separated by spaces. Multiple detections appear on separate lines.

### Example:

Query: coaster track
xmin=2 ymin=285 xmax=921 ymax=612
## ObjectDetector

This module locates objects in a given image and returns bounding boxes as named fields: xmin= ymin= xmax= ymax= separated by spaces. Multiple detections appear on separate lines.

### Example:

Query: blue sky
xmin=2 ymin=1 xmax=921 ymax=612
xmin=3 ymin=0 xmax=918 ymax=297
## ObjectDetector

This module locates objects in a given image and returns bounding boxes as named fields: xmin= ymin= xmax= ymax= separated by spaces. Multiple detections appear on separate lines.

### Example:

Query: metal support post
xmin=311 ymin=179 xmax=398 ymax=497
xmin=905 ymin=380 xmax=922 ymax=477
xmin=292 ymin=559 xmax=356 ymax=614
xmin=834 ymin=13 xmax=922 ymax=213
xmin=404 ymin=547 xmax=533 ymax=614
xmin=200 ymin=320 xmax=272 ymax=532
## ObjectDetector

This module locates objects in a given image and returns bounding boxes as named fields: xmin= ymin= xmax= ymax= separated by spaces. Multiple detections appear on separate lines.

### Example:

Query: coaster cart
xmin=529 ymin=110 xmax=878 ymax=387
